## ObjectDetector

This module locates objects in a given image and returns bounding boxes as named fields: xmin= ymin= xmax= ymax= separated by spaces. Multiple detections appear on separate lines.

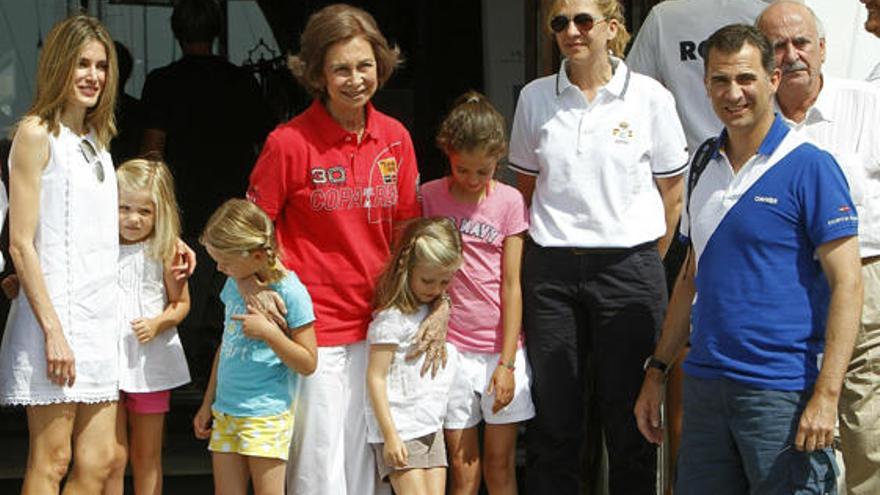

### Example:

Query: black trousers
xmin=523 ymin=242 xmax=667 ymax=495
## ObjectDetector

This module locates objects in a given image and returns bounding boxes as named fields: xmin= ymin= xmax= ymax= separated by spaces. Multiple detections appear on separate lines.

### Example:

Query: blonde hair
xmin=200 ymin=199 xmax=286 ymax=284
xmin=373 ymin=218 xmax=462 ymax=314
xmin=436 ymin=90 xmax=507 ymax=160
xmin=116 ymin=159 xmax=182 ymax=263
xmin=546 ymin=0 xmax=632 ymax=58
xmin=288 ymin=3 xmax=401 ymax=99
xmin=17 ymin=15 xmax=117 ymax=148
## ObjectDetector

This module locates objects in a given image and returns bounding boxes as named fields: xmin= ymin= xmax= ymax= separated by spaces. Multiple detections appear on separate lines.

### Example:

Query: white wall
xmin=807 ymin=0 xmax=880 ymax=79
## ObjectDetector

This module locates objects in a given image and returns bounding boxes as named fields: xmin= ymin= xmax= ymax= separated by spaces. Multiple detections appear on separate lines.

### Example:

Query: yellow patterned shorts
xmin=209 ymin=408 xmax=294 ymax=460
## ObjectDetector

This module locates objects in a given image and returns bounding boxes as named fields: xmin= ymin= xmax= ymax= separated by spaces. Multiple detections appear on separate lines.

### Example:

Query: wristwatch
xmin=642 ymin=356 xmax=669 ymax=376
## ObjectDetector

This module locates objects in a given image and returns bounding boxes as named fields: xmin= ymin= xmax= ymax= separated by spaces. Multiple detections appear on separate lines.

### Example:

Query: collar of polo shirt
xmin=556 ymin=55 xmax=632 ymax=99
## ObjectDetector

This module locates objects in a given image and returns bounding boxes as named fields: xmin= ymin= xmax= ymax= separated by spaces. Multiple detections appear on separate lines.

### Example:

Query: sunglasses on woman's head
xmin=550 ymin=13 xmax=604 ymax=33
xmin=78 ymin=139 xmax=105 ymax=183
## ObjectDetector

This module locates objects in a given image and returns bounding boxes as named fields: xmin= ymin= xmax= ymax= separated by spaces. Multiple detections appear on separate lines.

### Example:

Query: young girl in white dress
xmin=366 ymin=218 xmax=462 ymax=495
xmin=105 ymin=158 xmax=191 ymax=495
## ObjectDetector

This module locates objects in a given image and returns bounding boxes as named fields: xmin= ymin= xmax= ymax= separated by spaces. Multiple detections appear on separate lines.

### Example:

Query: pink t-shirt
xmin=421 ymin=178 xmax=529 ymax=353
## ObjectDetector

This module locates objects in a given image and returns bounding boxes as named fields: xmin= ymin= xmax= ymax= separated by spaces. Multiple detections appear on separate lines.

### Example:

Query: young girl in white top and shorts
xmin=366 ymin=218 xmax=462 ymax=495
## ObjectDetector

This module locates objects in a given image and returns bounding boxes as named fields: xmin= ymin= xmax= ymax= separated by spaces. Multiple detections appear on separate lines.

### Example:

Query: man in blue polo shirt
xmin=634 ymin=24 xmax=863 ymax=494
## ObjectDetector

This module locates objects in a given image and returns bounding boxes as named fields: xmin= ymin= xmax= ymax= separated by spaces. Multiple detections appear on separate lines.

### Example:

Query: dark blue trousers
xmin=523 ymin=242 xmax=666 ymax=495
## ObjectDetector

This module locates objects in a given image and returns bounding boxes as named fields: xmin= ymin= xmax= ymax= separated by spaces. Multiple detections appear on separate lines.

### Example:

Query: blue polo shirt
xmin=681 ymin=115 xmax=858 ymax=390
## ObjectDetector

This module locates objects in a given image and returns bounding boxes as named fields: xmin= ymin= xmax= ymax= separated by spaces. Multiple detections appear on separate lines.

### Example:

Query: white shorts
xmin=444 ymin=347 xmax=535 ymax=429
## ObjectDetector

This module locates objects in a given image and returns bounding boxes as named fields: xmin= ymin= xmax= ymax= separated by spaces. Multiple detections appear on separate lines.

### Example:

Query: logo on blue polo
xmin=753 ymin=195 xmax=778 ymax=205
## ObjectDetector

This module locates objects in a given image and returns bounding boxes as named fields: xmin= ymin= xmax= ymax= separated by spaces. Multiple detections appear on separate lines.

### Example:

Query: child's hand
xmin=383 ymin=434 xmax=408 ymax=469
xmin=131 ymin=318 xmax=159 ymax=343
xmin=193 ymin=402 xmax=213 ymax=439
xmin=232 ymin=304 xmax=284 ymax=342
xmin=488 ymin=364 xmax=515 ymax=414
xmin=1 ymin=274 xmax=20 ymax=299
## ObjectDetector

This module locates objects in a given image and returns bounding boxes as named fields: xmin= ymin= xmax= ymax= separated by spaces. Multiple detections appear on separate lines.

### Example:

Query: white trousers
xmin=286 ymin=341 xmax=391 ymax=494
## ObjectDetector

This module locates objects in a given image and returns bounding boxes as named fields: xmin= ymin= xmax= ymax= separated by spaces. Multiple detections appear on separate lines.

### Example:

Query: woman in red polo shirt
xmin=247 ymin=4 xmax=444 ymax=494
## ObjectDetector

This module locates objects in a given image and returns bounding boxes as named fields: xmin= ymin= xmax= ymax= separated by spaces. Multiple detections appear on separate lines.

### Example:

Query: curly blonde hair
xmin=200 ymin=199 xmax=287 ymax=284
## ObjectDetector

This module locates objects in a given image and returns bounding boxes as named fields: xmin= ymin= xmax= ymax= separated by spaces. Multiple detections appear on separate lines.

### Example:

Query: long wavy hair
xmin=18 ymin=15 xmax=118 ymax=148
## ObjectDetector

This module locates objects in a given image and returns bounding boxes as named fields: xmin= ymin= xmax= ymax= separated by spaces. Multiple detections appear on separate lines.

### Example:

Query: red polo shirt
xmin=248 ymin=101 xmax=421 ymax=346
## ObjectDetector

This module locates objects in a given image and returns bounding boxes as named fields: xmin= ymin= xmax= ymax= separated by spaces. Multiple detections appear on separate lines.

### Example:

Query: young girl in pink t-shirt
xmin=421 ymin=91 xmax=534 ymax=493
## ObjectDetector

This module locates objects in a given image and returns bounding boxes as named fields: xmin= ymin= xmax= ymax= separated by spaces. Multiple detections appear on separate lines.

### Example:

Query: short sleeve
xmin=420 ymin=179 xmax=443 ymax=217
xmin=625 ymin=8 xmax=661 ymax=82
xmin=219 ymin=277 xmax=237 ymax=306
xmin=367 ymin=309 xmax=410 ymax=346
xmin=394 ymin=128 xmax=422 ymax=223
xmin=503 ymin=186 xmax=529 ymax=237
xmin=679 ymin=176 xmax=692 ymax=243
xmin=508 ymin=90 xmax=539 ymax=176
xmin=801 ymin=152 xmax=859 ymax=246
xmin=277 ymin=273 xmax=316 ymax=330
xmin=650 ymin=87 xmax=689 ymax=177
xmin=247 ymin=132 xmax=287 ymax=220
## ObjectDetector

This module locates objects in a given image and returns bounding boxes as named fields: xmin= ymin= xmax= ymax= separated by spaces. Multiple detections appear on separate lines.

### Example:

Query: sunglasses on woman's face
xmin=550 ymin=13 xmax=604 ymax=33
xmin=78 ymin=139 xmax=105 ymax=183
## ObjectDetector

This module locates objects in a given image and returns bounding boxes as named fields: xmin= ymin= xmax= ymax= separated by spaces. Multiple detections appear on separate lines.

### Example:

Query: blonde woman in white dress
xmin=0 ymin=15 xmax=123 ymax=495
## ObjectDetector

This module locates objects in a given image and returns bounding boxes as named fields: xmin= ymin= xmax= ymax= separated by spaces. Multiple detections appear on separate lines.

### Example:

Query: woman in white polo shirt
xmin=508 ymin=0 xmax=688 ymax=493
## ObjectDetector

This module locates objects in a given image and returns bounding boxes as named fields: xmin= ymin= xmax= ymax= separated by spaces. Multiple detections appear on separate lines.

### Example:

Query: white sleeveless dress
xmin=118 ymin=242 xmax=190 ymax=392
xmin=0 ymin=123 xmax=119 ymax=405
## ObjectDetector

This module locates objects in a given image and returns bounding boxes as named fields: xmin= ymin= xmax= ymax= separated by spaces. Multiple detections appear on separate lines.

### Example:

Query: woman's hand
xmin=239 ymin=276 xmax=288 ymax=329
xmin=131 ymin=318 xmax=159 ymax=343
xmin=232 ymin=304 xmax=284 ymax=342
xmin=383 ymin=433 xmax=408 ymax=469
xmin=406 ymin=296 xmax=450 ymax=377
xmin=193 ymin=402 xmax=213 ymax=439
xmin=44 ymin=330 xmax=75 ymax=386
xmin=488 ymin=364 xmax=515 ymax=414
xmin=171 ymin=239 xmax=197 ymax=281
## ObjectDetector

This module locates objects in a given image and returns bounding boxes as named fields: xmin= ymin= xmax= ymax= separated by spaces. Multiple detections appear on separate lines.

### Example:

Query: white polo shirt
xmin=777 ymin=76 xmax=880 ymax=257
xmin=868 ymin=61 xmax=880 ymax=85
xmin=509 ymin=57 xmax=688 ymax=248
xmin=626 ymin=0 xmax=772 ymax=153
